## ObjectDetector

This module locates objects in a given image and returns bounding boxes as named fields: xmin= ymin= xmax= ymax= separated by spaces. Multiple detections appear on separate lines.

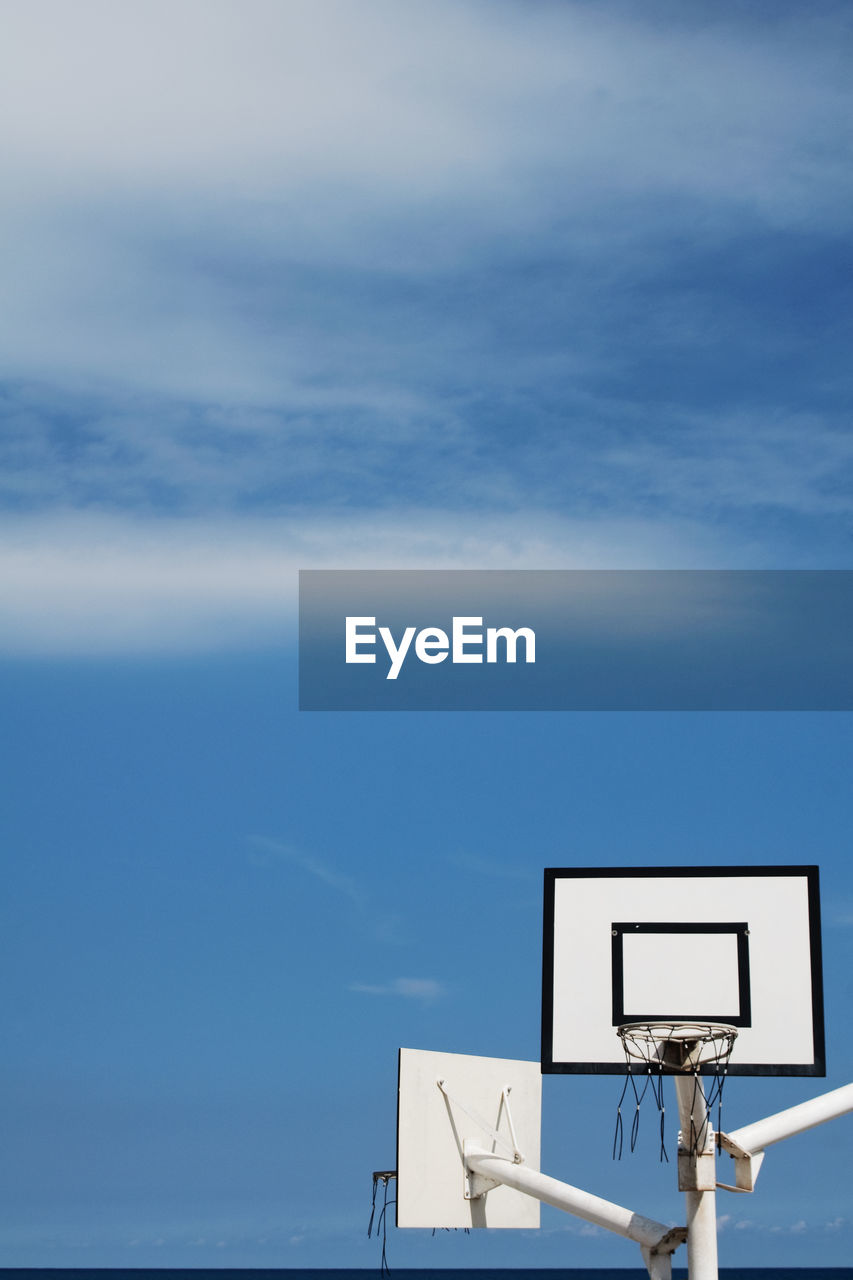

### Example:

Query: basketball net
xmin=612 ymin=1022 xmax=738 ymax=1161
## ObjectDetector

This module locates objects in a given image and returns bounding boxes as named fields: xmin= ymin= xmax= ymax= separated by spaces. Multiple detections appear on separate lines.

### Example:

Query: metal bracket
xmin=676 ymin=1125 xmax=717 ymax=1192
xmin=716 ymin=1131 xmax=764 ymax=1192
xmin=677 ymin=1148 xmax=717 ymax=1192
xmin=641 ymin=1226 xmax=688 ymax=1280
xmin=463 ymin=1140 xmax=504 ymax=1199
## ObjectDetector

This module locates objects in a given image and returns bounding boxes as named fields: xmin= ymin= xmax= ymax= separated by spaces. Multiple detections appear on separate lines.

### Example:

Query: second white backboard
xmin=397 ymin=1047 xmax=542 ymax=1228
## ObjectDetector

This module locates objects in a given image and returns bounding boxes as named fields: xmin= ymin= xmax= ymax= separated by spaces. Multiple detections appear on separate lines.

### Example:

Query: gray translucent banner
xmin=298 ymin=570 xmax=853 ymax=710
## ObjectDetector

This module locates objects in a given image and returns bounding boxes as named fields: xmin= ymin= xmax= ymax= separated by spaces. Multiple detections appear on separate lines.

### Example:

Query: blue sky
xmin=1 ymin=0 xmax=852 ymax=1268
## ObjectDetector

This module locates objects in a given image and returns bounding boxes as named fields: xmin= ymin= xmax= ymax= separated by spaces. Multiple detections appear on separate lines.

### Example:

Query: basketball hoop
xmin=613 ymin=1023 xmax=738 ymax=1161
xmin=368 ymin=1171 xmax=397 ymax=1276
xmin=617 ymin=1021 xmax=738 ymax=1073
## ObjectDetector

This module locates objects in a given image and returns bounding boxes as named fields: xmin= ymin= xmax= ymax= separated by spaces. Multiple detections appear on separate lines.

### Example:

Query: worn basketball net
xmin=613 ymin=1022 xmax=738 ymax=1161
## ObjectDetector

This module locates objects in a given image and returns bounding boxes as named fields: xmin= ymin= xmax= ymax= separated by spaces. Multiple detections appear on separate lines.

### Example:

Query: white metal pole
xmin=674 ymin=1074 xmax=718 ymax=1280
xmin=463 ymin=1144 xmax=678 ymax=1251
xmin=726 ymin=1082 xmax=853 ymax=1153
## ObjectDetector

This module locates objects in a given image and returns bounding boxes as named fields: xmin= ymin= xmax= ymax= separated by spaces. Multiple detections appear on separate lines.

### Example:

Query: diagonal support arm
xmin=463 ymin=1143 xmax=685 ymax=1279
xmin=725 ymin=1082 xmax=853 ymax=1154
xmin=718 ymin=1082 xmax=853 ymax=1193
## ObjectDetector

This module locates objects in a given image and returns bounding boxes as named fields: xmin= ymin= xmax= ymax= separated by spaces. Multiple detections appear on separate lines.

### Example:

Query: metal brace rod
xmin=500 ymin=1087 xmax=521 ymax=1158
xmin=437 ymin=1079 xmax=524 ymax=1162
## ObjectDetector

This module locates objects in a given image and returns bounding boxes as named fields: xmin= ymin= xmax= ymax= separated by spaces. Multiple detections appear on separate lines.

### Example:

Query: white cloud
xmin=350 ymin=977 xmax=443 ymax=1002
xmin=733 ymin=1214 xmax=849 ymax=1237
xmin=0 ymin=2 xmax=850 ymax=624
xmin=0 ymin=1 xmax=850 ymax=402
xmin=1 ymin=1 xmax=849 ymax=225
xmin=0 ymin=509 xmax=742 ymax=656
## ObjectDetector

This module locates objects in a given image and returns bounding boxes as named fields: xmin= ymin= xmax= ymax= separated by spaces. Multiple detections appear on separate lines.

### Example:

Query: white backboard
xmin=542 ymin=866 xmax=824 ymax=1076
xmin=397 ymin=1047 xmax=542 ymax=1228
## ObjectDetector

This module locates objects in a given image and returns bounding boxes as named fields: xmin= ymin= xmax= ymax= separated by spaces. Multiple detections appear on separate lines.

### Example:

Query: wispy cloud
xmin=2 ymin=3 xmax=849 ymax=228
xmin=770 ymin=1219 xmax=809 ymax=1234
xmin=447 ymin=851 xmax=538 ymax=882
xmin=0 ymin=509 xmax=741 ymax=657
xmin=731 ymin=1214 xmax=848 ymax=1236
xmin=247 ymin=836 xmax=366 ymax=908
xmin=0 ymin=7 xmax=850 ymax=502
xmin=247 ymin=837 xmax=414 ymax=949
xmin=827 ymin=904 xmax=853 ymax=927
xmin=349 ymin=977 xmax=443 ymax=1003
xmin=1 ymin=2 xmax=852 ymax=662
